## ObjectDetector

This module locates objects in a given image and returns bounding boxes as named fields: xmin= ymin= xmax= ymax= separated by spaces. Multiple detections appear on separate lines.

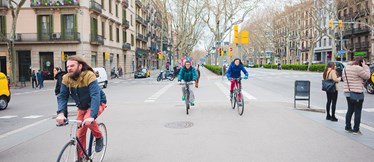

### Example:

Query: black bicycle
xmin=230 ymin=77 xmax=244 ymax=115
xmin=56 ymin=119 xmax=107 ymax=162
xmin=180 ymin=81 xmax=194 ymax=115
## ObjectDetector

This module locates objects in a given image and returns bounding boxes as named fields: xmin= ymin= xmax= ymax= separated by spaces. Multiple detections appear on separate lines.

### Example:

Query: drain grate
xmin=164 ymin=121 xmax=194 ymax=129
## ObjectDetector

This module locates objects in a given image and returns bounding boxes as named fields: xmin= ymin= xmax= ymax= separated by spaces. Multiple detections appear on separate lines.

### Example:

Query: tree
xmin=201 ymin=0 xmax=259 ymax=65
xmin=0 ymin=0 xmax=27 ymax=86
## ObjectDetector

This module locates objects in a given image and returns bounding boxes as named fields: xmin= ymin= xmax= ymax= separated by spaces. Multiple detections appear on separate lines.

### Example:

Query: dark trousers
xmin=326 ymin=91 xmax=338 ymax=117
xmin=345 ymin=97 xmax=364 ymax=132
xmin=38 ymin=79 xmax=44 ymax=89
xmin=32 ymin=79 xmax=38 ymax=88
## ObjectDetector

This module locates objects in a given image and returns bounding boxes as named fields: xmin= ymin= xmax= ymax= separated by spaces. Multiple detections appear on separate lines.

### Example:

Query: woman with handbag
xmin=342 ymin=56 xmax=370 ymax=135
xmin=323 ymin=62 xmax=341 ymax=121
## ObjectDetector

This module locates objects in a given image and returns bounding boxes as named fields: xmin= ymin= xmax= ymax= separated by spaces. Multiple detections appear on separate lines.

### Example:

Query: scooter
xmin=157 ymin=70 xmax=175 ymax=81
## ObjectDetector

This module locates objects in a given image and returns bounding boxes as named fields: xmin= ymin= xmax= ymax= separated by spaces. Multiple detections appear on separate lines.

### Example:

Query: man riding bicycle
xmin=178 ymin=61 xmax=197 ymax=106
xmin=226 ymin=58 xmax=248 ymax=98
xmin=56 ymin=56 xmax=107 ymax=161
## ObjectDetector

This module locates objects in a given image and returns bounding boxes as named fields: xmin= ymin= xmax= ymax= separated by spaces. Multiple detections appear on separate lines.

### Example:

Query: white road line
xmin=0 ymin=116 xmax=17 ymax=119
xmin=215 ymin=82 xmax=230 ymax=100
xmin=23 ymin=115 xmax=43 ymax=119
xmin=224 ymin=82 xmax=257 ymax=100
xmin=336 ymin=110 xmax=346 ymax=114
xmin=364 ymin=108 xmax=374 ymax=112
xmin=0 ymin=118 xmax=49 ymax=140
xmin=144 ymin=83 xmax=174 ymax=103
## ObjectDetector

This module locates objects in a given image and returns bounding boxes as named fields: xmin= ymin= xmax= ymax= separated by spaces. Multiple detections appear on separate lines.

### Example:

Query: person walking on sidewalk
xmin=226 ymin=58 xmax=248 ymax=98
xmin=342 ymin=56 xmax=370 ymax=135
xmin=36 ymin=69 xmax=44 ymax=89
xmin=31 ymin=70 xmax=38 ymax=89
xmin=195 ymin=65 xmax=201 ymax=88
xmin=53 ymin=67 xmax=66 ymax=96
xmin=56 ymin=56 xmax=107 ymax=160
xmin=323 ymin=62 xmax=341 ymax=122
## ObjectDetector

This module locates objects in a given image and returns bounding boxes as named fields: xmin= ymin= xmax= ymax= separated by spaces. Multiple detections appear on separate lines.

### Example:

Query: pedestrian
xmin=195 ymin=64 xmax=201 ymax=88
xmin=342 ymin=56 xmax=370 ymax=135
xmin=323 ymin=62 xmax=341 ymax=122
xmin=56 ymin=56 xmax=107 ymax=161
xmin=54 ymin=67 xmax=66 ymax=96
xmin=36 ymin=69 xmax=44 ymax=89
xmin=31 ymin=70 xmax=38 ymax=88
xmin=118 ymin=66 xmax=123 ymax=78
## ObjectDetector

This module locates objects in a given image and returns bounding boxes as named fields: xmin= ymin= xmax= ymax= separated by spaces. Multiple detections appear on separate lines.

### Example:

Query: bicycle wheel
xmin=231 ymin=92 xmax=236 ymax=109
xmin=237 ymin=93 xmax=244 ymax=116
xmin=57 ymin=140 xmax=77 ymax=162
xmin=90 ymin=123 xmax=107 ymax=162
xmin=185 ymin=90 xmax=190 ymax=115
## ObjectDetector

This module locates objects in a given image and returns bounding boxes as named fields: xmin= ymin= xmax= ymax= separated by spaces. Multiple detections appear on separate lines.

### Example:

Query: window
xmin=116 ymin=4 xmax=118 ymax=17
xmin=323 ymin=38 xmax=326 ymax=47
xmin=123 ymin=31 xmax=127 ymax=43
xmin=37 ymin=15 xmax=53 ymax=40
xmin=109 ymin=0 xmax=112 ymax=13
xmin=329 ymin=38 xmax=331 ymax=46
xmin=131 ymin=15 xmax=133 ymax=26
xmin=101 ymin=0 xmax=104 ymax=10
xmin=0 ymin=16 xmax=6 ymax=35
xmin=90 ymin=18 xmax=98 ymax=35
xmin=116 ymin=28 xmax=119 ymax=42
xmin=61 ymin=14 xmax=77 ymax=39
xmin=131 ymin=34 xmax=134 ymax=46
xmin=102 ymin=21 xmax=105 ymax=38
xmin=109 ymin=25 xmax=113 ymax=40
xmin=319 ymin=40 xmax=322 ymax=47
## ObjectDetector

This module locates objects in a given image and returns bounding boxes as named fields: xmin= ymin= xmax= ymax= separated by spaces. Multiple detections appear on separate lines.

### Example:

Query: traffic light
xmin=338 ymin=20 xmax=343 ymax=28
xmin=158 ymin=51 xmax=163 ymax=59
xmin=234 ymin=25 xmax=238 ymax=44
xmin=328 ymin=20 xmax=333 ymax=28
xmin=220 ymin=48 xmax=224 ymax=56
xmin=61 ymin=52 xmax=66 ymax=61
xmin=228 ymin=47 xmax=233 ymax=56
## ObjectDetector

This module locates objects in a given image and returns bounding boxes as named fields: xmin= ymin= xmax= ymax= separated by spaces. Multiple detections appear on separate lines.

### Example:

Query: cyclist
xmin=56 ymin=56 xmax=107 ymax=160
xmin=178 ymin=61 xmax=197 ymax=106
xmin=226 ymin=58 xmax=248 ymax=98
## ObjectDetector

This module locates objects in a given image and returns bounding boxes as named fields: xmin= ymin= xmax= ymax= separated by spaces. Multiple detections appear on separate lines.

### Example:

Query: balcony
xmin=355 ymin=43 xmax=361 ymax=49
xmin=136 ymin=33 xmax=147 ymax=42
xmin=122 ymin=19 xmax=129 ymax=29
xmin=354 ymin=27 xmax=370 ymax=34
xmin=135 ymin=0 xmax=142 ymax=8
xmin=122 ymin=0 xmax=129 ymax=8
xmin=2 ymin=32 xmax=80 ymax=44
xmin=0 ymin=0 xmax=8 ymax=9
xmin=89 ymin=0 xmax=102 ymax=14
xmin=30 ymin=0 xmax=79 ymax=9
xmin=90 ymin=34 xmax=104 ymax=45
xmin=361 ymin=42 xmax=369 ymax=48
xmin=136 ymin=15 xmax=143 ymax=24
xmin=122 ymin=43 xmax=131 ymax=50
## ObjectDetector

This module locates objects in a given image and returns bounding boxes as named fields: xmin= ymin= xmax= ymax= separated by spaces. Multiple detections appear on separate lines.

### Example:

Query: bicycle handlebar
xmin=178 ymin=81 xmax=194 ymax=85
xmin=56 ymin=119 xmax=82 ymax=127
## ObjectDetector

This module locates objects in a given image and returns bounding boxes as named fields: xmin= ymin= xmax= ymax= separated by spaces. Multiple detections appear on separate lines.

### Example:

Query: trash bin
xmin=294 ymin=80 xmax=310 ymax=108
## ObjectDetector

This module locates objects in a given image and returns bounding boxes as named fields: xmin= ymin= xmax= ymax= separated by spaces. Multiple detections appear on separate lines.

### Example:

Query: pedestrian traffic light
xmin=338 ymin=20 xmax=343 ymax=28
xmin=328 ymin=20 xmax=333 ymax=28
xmin=220 ymin=48 xmax=224 ymax=56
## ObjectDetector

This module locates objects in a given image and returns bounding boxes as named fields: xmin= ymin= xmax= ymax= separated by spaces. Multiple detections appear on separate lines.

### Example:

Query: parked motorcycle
xmin=157 ymin=70 xmax=175 ymax=81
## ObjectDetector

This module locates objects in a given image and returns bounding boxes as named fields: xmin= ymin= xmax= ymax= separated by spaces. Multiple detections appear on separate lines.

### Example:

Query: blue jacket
xmin=57 ymin=70 xmax=107 ymax=119
xmin=226 ymin=63 xmax=248 ymax=79
xmin=178 ymin=66 xmax=197 ymax=82
xmin=36 ymin=72 xmax=43 ymax=81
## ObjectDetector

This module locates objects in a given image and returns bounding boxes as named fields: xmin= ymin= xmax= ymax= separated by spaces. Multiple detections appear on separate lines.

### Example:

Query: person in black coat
xmin=31 ymin=70 xmax=38 ymax=88
xmin=54 ymin=67 xmax=66 ymax=96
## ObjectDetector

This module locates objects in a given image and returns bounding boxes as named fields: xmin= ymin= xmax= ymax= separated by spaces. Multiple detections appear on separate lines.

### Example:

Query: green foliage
xmin=204 ymin=64 xmax=222 ymax=75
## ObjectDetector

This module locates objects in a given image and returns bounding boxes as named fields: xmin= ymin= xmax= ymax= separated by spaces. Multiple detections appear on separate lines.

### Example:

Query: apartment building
xmin=337 ymin=0 xmax=372 ymax=62
xmin=0 ymin=0 xmax=160 ymax=82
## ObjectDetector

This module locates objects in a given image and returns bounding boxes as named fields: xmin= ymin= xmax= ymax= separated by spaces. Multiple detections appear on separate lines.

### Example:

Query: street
xmin=0 ymin=67 xmax=374 ymax=161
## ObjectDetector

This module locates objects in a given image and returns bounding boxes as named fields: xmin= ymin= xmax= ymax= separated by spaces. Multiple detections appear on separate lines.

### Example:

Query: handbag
xmin=344 ymin=69 xmax=364 ymax=102
xmin=322 ymin=71 xmax=336 ymax=92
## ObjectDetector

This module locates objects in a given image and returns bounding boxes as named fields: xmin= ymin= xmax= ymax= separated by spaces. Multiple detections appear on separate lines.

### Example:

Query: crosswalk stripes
xmin=0 ymin=115 xmax=44 ymax=119
xmin=336 ymin=109 xmax=374 ymax=114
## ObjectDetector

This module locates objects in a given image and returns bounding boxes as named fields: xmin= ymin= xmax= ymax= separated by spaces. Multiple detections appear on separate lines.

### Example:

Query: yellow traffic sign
xmin=234 ymin=25 xmax=238 ymax=44
xmin=240 ymin=31 xmax=249 ymax=44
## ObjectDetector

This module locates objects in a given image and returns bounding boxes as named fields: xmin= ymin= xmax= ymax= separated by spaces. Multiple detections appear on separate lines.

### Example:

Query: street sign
xmin=340 ymin=50 xmax=345 ymax=54
xmin=240 ymin=31 xmax=249 ymax=44
xmin=216 ymin=41 xmax=221 ymax=45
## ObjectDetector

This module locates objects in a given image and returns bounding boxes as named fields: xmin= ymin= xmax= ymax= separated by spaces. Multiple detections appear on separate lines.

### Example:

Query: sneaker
xmin=182 ymin=96 xmax=185 ymax=101
xmin=190 ymin=101 xmax=195 ymax=106
xmin=345 ymin=127 xmax=353 ymax=133
xmin=353 ymin=130 xmax=362 ymax=135
xmin=95 ymin=137 xmax=104 ymax=152
xmin=330 ymin=117 xmax=338 ymax=122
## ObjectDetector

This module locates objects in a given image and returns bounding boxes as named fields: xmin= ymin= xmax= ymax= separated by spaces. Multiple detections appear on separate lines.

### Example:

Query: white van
xmin=93 ymin=67 xmax=108 ymax=88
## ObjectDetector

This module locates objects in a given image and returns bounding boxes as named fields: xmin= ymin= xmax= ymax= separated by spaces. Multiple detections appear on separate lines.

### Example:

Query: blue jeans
xmin=345 ymin=97 xmax=364 ymax=132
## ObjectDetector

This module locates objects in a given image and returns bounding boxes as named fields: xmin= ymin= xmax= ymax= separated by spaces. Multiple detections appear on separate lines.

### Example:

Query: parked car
xmin=247 ymin=62 xmax=254 ymax=68
xmin=0 ymin=72 xmax=10 ymax=110
xmin=135 ymin=68 xmax=150 ymax=78
xmin=93 ymin=67 xmax=108 ymax=88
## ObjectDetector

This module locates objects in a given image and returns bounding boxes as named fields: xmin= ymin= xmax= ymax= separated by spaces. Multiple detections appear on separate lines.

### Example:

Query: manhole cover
xmin=164 ymin=121 xmax=194 ymax=129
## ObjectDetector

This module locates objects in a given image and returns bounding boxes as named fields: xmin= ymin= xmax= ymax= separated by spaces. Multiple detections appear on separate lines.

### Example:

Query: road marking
xmin=336 ymin=110 xmax=346 ymax=114
xmin=364 ymin=108 xmax=374 ymax=112
xmin=144 ymin=83 xmax=174 ymax=103
xmin=224 ymin=82 xmax=256 ymax=100
xmin=0 ymin=116 xmax=17 ymax=119
xmin=23 ymin=115 xmax=43 ymax=119
xmin=215 ymin=82 xmax=231 ymax=100
xmin=0 ymin=118 xmax=49 ymax=140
